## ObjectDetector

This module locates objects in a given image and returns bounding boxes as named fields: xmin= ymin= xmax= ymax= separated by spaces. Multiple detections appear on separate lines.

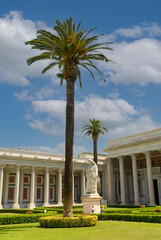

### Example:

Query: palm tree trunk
xmin=63 ymin=79 xmax=75 ymax=217
xmin=93 ymin=138 xmax=98 ymax=164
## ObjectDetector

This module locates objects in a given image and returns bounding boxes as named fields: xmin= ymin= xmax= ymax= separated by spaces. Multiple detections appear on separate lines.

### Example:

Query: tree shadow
xmin=0 ymin=224 xmax=38 ymax=235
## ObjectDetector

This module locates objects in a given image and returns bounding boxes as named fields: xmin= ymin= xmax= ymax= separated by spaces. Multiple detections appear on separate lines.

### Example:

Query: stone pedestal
xmin=81 ymin=193 xmax=102 ymax=214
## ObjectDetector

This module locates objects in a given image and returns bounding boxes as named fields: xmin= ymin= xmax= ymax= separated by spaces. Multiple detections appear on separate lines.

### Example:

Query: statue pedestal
xmin=81 ymin=193 xmax=102 ymax=214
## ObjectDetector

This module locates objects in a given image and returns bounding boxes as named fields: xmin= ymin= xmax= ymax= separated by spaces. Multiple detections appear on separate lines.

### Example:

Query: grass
xmin=0 ymin=221 xmax=161 ymax=240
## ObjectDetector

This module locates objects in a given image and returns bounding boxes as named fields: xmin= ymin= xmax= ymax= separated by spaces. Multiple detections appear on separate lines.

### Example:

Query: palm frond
xmin=42 ymin=62 xmax=59 ymax=74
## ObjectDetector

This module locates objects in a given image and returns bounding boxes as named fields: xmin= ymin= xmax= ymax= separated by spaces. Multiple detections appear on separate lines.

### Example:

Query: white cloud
xmin=29 ymin=118 xmax=64 ymax=135
xmin=28 ymin=95 xmax=160 ymax=141
xmin=0 ymin=11 xmax=58 ymax=86
xmin=1 ymin=13 xmax=161 ymax=89
xmin=105 ymin=23 xmax=161 ymax=41
xmin=101 ymin=38 xmax=161 ymax=86
xmin=14 ymin=86 xmax=56 ymax=101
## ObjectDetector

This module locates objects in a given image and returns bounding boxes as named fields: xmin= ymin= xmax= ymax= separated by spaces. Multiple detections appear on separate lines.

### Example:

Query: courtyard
xmin=0 ymin=221 xmax=161 ymax=240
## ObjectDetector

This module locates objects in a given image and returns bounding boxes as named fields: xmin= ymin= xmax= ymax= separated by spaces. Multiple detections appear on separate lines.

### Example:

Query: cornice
xmin=104 ymin=136 xmax=161 ymax=152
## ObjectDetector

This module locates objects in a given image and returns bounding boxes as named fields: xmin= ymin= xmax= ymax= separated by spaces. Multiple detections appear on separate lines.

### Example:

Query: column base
xmin=43 ymin=202 xmax=50 ymax=207
xmin=28 ymin=203 xmax=35 ymax=209
xmin=149 ymin=202 xmax=156 ymax=206
xmin=120 ymin=202 xmax=127 ymax=205
xmin=0 ymin=204 xmax=3 ymax=209
xmin=12 ymin=203 xmax=20 ymax=209
xmin=57 ymin=202 xmax=63 ymax=206
xmin=107 ymin=200 xmax=116 ymax=205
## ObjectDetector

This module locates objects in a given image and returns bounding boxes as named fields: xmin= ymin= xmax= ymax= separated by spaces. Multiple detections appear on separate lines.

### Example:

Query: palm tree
xmin=25 ymin=18 xmax=112 ymax=217
xmin=82 ymin=119 xmax=108 ymax=164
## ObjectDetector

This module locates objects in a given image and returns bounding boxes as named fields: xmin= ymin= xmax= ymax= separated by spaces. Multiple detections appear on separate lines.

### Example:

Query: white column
xmin=81 ymin=170 xmax=86 ymax=197
xmin=0 ymin=165 xmax=4 ymax=209
xmin=73 ymin=171 xmax=75 ymax=204
xmin=103 ymin=169 xmax=107 ymax=199
xmin=131 ymin=154 xmax=140 ymax=205
xmin=107 ymin=158 xmax=115 ymax=204
xmin=102 ymin=171 xmax=105 ymax=198
xmin=57 ymin=169 xmax=62 ymax=205
xmin=4 ymin=170 xmax=9 ymax=207
xmin=144 ymin=151 xmax=155 ymax=206
xmin=43 ymin=168 xmax=49 ymax=207
xmin=19 ymin=171 xmax=24 ymax=206
xmin=12 ymin=166 xmax=20 ymax=209
xmin=28 ymin=167 xmax=36 ymax=209
xmin=119 ymin=156 xmax=126 ymax=205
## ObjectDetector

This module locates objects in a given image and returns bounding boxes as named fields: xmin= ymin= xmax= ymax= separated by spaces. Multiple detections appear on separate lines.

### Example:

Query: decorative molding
xmin=106 ymin=136 xmax=161 ymax=151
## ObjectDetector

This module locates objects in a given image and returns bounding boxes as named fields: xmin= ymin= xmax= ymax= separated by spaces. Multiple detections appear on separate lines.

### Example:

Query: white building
xmin=1 ymin=127 xmax=161 ymax=209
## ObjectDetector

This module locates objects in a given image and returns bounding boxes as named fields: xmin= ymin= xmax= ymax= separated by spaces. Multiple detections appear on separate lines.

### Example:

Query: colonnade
xmin=107 ymin=151 xmax=156 ymax=206
xmin=0 ymin=166 xmax=87 ymax=209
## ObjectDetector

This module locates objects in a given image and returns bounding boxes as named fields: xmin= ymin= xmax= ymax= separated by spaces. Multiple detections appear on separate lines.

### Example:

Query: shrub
xmin=0 ymin=213 xmax=53 ymax=225
xmin=107 ymin=205 xmax=140 ymax=208
xmin=0 ymin=209 xmax=27 ymax=214
xmin=39 ymin=215 xmax=98 ymax=228
xmin=97 ymin=213 xmax=161 ymax=223
xmin=104 ymin=209 xmax=132 ymax=214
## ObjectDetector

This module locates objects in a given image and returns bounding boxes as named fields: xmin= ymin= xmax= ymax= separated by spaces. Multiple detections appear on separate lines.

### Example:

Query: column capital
xmin=0 ymin=165 xmax=5 ymax=170
xmin=16 ymin=165 xmax=21 ymax=171
xmin=106 ymin=158 xmax=113 ymax=164
xmin=143 ymin=151 xmax=151 ymax=158
xmin=118 ymin=156 xmax=124 ymax=162
xmin=130 ymin=153 xmax=137 ymax=161
xmin=31 ymin=166 xmax=36 ymax=171
xmin=45 ymin=167 xmax=50 ymax=172
xmin=58 ymin=168 xmax=63 ymax=174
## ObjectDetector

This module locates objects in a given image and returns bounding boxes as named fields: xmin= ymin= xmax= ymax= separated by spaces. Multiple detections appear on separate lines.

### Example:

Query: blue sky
xmin=0 ymin=0 xmax=161 ymax=155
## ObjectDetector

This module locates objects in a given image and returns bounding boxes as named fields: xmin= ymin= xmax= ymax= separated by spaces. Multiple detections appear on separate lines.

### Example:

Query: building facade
xmin=1 ymin=127 xmax=161 ymax=209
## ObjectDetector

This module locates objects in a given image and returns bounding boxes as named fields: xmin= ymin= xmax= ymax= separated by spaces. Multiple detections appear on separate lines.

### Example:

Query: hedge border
xmin=97 ymin=213 xmax=161 ymax=223
xmin=39 ymin=215 xmax=98 ymax=228
xmin=0 ymin=213 xmax=53 ymax=225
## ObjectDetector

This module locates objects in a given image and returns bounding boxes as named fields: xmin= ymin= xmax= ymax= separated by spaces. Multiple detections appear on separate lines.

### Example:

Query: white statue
xmin=86 ymin=158 xmax=98 ymax=194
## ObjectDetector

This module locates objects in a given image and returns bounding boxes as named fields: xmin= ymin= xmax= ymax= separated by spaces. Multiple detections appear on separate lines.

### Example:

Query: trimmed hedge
xmin=97 ymin=213 xmax=161 ymax=223
xmin=0 ymin=213 xmax=52 ymax=225
xmin=39 ymin=215 xmax=98 ymax=228
xmin=107 ymin=205 xmax=140 ymax=208
xmin=0 ymin=209 xmax=27 ymax=214
xmin=104 ymin=209 xmax=132 ymax=214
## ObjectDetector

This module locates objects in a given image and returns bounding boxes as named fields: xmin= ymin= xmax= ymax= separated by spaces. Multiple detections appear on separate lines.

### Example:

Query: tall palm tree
xmin=82 ymin=119 xmax=108 ymax=164
xmin=25 ymin=18 xmax=112 ymax=217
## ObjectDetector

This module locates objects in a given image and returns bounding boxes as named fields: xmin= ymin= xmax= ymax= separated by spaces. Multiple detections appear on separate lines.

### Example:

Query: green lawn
xmin=0 ymin=221 xmax=161 ymax=240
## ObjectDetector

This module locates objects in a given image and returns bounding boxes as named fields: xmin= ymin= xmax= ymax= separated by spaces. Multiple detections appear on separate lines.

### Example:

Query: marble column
xmin=107 ymin=158 xmax=115 ymax=204
xmin=131 ymin=154 xmax=140 ymax=205
xmin=43 ymin=168 xmax=49 ymax=207
xmin=4 ymin=170 xmax=9 ymax=207
xmin=81 ymin=170 xmax=86 ymax=197
xmin=119 ymin=156 xmax=126 ymax=205
xmin=57 ymin=168 xmax=62 ymax=205
xmin=0 ymin=165 xmax=4 ymax=209
xmin=103 ymin=170 xmax=107 ymax=199
xmin=19 ymin=171 xmax=24 ymax=206
xmin=144 ymin=151 xmax=155 ymax=205
xmin=28 ymin=167 xmax=36 ymax=209
xmin=73 ymin=171 xmax=75 ymax=204
xmin=12 ymin=166 xmax=20 ymax=209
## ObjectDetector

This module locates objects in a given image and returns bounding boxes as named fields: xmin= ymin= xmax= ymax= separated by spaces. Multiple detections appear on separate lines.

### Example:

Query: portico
xmin=104 ymin=128 xmax=161 ymax=206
